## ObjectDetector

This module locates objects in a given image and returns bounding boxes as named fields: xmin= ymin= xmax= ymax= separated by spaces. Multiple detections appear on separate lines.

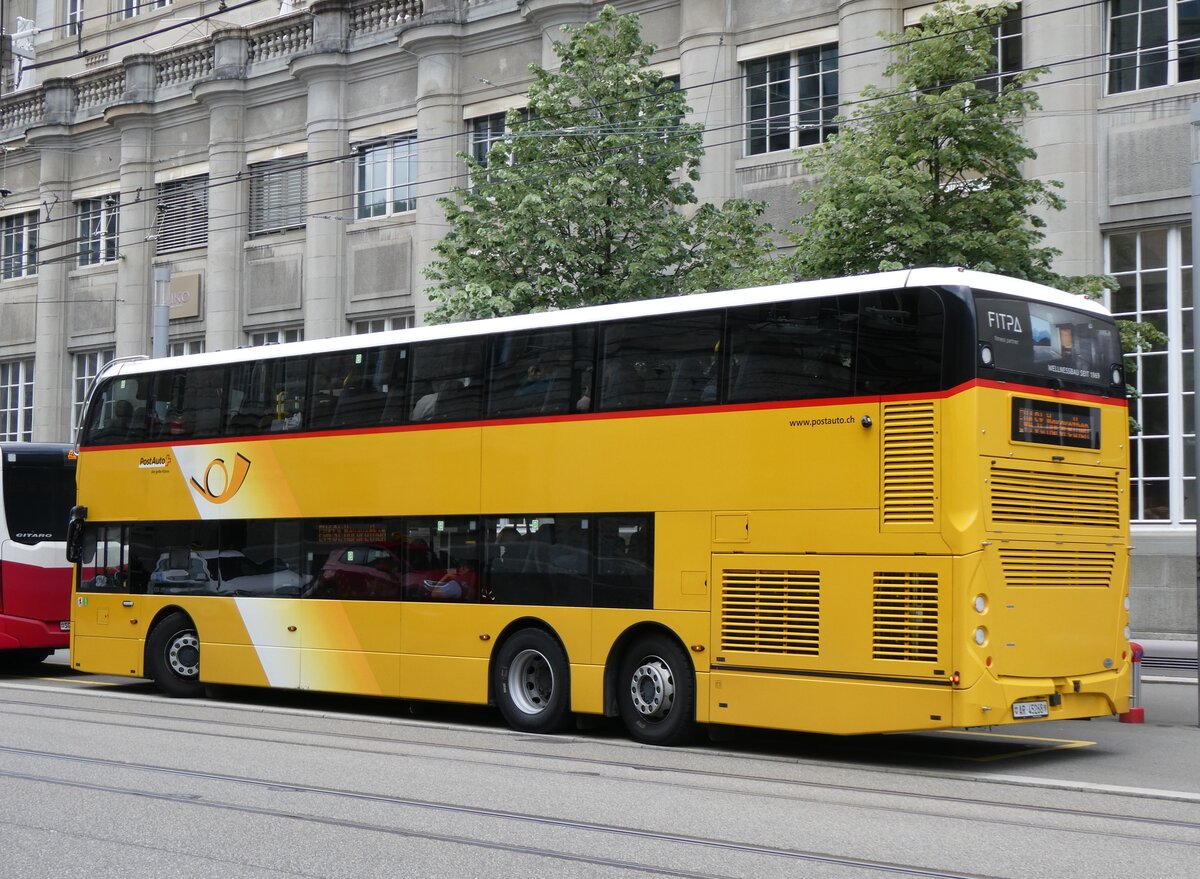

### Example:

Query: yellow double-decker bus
xmin=67 ymin=268 xmax=1132 ymax=745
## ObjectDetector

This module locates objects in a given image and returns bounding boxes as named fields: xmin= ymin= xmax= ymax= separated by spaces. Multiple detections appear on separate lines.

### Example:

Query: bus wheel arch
xmin=608 ymin=625 xmax=697 ymax=746
xmin=489 ymin=620 xmax=572 ymax=735
xmin=144 ymin=609 xmax=204 ymax=698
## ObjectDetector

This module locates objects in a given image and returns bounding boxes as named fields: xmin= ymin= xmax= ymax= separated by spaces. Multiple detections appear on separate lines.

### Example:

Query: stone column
xmin=680 ymin=0 xmax=736 ymax=204
xmin=1022 ymin=0 xmax=1103 ymax=276
xmin=293 ymin=1 xmax=352 ymax=340
xmin=103 ymin=102 xmax=156 ymax=362
xmin=837 ymin=0 xmax=899 ymax=108
xmin=519 ymin=0 xmax=592 ymax=69
xmin=195 ymin=29 xmax=250 ymax=352
xmin=28 ymin=82 xmax=75 ymax=441
xmin=400 ymin=20 xmax=463 ymax=324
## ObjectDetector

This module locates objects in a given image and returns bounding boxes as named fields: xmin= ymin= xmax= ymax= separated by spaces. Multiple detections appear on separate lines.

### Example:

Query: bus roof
xmin=97 ymin=267 xmax=1112 ymax=379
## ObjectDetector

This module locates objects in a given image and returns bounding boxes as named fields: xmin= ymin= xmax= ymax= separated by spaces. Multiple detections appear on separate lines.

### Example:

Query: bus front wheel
xmin=493 ymin=629 xmax=571 ymax=734
xmin=146 ymin=612 xmax=204 ymax=698
xmin=618 ymin=634 xmax=696 ymax=746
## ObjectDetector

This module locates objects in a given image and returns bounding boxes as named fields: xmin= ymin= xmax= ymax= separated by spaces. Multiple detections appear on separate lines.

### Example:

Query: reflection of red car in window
xmin=313 ymin=541 xmax=440 ymax=600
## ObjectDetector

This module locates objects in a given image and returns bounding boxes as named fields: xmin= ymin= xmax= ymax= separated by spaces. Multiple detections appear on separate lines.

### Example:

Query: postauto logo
xmin=189 ymin=452 xmax=252 ymax=504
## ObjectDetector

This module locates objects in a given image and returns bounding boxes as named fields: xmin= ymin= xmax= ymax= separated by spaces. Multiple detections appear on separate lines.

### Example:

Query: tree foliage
xmin=424 ymin=5 xmax=776 ymax=323
xmin=787 ymin=1 xmax=1067 ymax=282
xmin=781 ymin=0 xmax=1164 ymax=410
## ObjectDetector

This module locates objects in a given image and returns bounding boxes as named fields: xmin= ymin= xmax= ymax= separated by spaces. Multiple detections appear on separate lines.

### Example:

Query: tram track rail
xmin=0 ymin=755 xmax=1027 ymax=879
xmin=2 ymin=690 xmax=1199 ymax=856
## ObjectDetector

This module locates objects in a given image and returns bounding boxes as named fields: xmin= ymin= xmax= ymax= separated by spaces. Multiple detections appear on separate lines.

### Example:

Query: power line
xmin=0 ymin=1 xmax=1175 ymax=265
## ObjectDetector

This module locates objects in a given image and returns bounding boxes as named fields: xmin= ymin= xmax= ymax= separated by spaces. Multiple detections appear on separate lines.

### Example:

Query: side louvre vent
xmin=989 ymin=465 xmax=1121 ymax=530
xmin=881 ymin=401 xmax=938 ymax=526
xmin=1000 ymin=548 xmax=1117 ymax=588
xmin=720 ymin=569 xmax=820 ymax=655
xmin=872 ymin=572 xmax=939 ymax=662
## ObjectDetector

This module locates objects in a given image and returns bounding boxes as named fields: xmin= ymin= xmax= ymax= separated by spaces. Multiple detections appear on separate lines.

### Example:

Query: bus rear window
xmin=975 ymin=294 xmax=1120 ymax=390
xmin=2 ymin=450 xmax=75 ymax=544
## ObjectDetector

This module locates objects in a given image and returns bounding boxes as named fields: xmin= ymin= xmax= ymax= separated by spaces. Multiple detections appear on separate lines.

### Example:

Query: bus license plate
xmin=1012 ymin=700 xmax=1048 ymax=719
xmin=59 ymin=621 xmax=71 ymax=631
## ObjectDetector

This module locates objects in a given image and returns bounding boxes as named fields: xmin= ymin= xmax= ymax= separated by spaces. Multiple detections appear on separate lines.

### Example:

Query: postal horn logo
xmin=189 ymin=453 xmax=252 ymax=504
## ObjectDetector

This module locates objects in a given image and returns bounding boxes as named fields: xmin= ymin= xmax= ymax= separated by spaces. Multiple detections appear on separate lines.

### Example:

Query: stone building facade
xmin=0 ymin=0 xmax=1196 ymax=638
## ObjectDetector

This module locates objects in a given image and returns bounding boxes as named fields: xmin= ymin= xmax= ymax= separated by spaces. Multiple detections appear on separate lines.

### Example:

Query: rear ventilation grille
xmin=1000 ymin=548 xmax=1117 ymax=588
xmin=881 ymin=401 xmax=937 ymax=525
xmin=990 ymin=465 xmax=1121 ymax=529
xmin=872 ymin=572 xmax=939 ymax=662
xmin=720 ymin=569 xmax=820 ymax=655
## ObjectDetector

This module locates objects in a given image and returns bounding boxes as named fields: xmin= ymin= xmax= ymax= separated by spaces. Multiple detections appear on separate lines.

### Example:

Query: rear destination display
xmin=1011 ymin=396 xmax=1101 ymax=449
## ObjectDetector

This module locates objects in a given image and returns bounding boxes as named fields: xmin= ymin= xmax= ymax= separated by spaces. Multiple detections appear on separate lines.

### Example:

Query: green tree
xmin=787 ymin=1 xmax=1066 ymax=282
xmin=424 ymin=5 xmax=776 ymax=323
xmin=783 ymin=1 xmax=1164 ymax=411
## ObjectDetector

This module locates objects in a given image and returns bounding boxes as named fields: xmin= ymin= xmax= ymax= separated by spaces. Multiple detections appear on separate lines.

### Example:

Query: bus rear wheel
xmin=618 ymin=634 xmax=696 ymax=746
xmin=146 ymin=612 xmax=204 ymax=698
xmin=493 ymin=629 xmax=571 ymax=734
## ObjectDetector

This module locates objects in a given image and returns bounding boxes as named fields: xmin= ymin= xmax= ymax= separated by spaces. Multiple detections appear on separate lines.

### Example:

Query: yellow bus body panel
xmin=71 ymin=379 xmax=1132 ymax=737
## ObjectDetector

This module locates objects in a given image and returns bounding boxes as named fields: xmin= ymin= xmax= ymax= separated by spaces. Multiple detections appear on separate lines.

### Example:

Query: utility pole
xmin=152 ymin=266 xmax=171 ymax=358
xmin=1190 ymin=104 xmax=1200 ymax=727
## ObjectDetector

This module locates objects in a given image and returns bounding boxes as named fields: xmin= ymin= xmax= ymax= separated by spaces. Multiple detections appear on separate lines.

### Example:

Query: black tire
xmin=618 ymin=634 xmax=696 ymax=746
xmin=493 ymin=628 xmax=571 ymax=734
xmin=146 ymin=612 xmax=204 ymax=698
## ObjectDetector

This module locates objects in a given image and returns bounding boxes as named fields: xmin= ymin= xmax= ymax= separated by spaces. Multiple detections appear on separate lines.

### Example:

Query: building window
xmin=249 ymin=328 xmax=304 ymax=347
xmin=73 ymin=349 xmax=114 ymax=439
xmin=66 ymin=0 xmax=82 ymax=37
xmin=156 ymin=175 xmax=209 ymax=254
xmin=1108 ymin=0 xmax=1200 ymax=93
xmin=744 ymin=43 xmax=839 ymax=155
xmin=470 ymin=113 xmax=509 ymax=167
xmin=78 ymin=197 xmax=119 ymax=267
xmin=123 ymin=0 xmax=170 ymax=19
xmin=1106 ymin=225 xmax=1193 ymax=523
xmin=0 ymin=359 xmax=33 ymax=442
xmin=2 ymin=212 xmax=38 ymax=280
xmin=979 ymin=6 xmax=1024 ymax=92
xmin=356 ymin=135 xmax=417 ymax=219
xmin=169 ymin=339 xmax=206 ymax=357
xmin=248 ymin=157 xmax=307 ymax=236
xmin=352 ymin=315 xmax=414 ymax=334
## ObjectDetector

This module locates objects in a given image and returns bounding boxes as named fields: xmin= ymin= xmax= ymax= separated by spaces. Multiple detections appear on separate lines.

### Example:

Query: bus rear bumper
xmin=953 ymin=666 xmax=1131 ymax=728
xmin=0 ymin=615 xmax=70 ymax=651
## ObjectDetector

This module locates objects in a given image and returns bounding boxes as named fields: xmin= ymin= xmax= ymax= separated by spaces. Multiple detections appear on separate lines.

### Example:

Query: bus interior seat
xmin=186 ymin=388 xmax=224 ymax=437
xmin=332 ymin=386 xmax=385 ymax=428
xmin=666 ymin=358 xmax=709 ymax=405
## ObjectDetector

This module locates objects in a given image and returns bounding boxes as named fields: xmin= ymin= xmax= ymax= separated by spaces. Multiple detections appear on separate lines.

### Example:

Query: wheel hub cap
xmin=168 ymin=634 xmax=200 ymax=678
xmin=508 ymin=649 xmax=554 ymax=715
xmin=629 ymin=657 xmax=674 ymax=720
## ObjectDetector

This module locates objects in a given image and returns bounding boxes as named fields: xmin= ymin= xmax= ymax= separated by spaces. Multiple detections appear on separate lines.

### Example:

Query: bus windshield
xmin=975 ymin=292 xmax=1121 ymax=392
xmin=3 ymin=448 xmax=76 ymax=544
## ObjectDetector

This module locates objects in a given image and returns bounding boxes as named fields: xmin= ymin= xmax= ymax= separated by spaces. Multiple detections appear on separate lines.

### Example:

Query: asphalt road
xmin=1 ymin=653 xmax=1197 ymax=879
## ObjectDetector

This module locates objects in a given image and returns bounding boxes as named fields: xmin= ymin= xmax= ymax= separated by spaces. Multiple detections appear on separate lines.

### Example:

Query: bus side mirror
xmin=65 ymin=505 xmax=88 ymax=564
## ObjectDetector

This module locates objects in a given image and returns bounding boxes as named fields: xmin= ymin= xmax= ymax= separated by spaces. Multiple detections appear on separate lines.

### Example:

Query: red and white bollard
xmin=1119 ymin=641 xmax=1145 ymax=724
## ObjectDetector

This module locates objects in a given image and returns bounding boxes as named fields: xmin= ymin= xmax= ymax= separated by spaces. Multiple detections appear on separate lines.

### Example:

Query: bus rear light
xmin=974 ymin=627 xmax=987 ymax=646
xmin=985 ymin=656 xmax=992 ymax=667
xmin=973 ymin=594 xmax=987 ymax=613
xmin=979 ymin=344 xmax=994 ymax=367
xmin=951 ymin=671 xmax=961 ymax=684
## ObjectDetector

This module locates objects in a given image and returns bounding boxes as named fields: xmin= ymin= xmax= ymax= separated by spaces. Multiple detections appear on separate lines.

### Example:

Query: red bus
xmin=0 ymin=443 xmax=76 ymax=667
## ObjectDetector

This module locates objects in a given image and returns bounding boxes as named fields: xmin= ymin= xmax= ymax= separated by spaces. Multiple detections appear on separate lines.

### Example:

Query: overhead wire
xmin=0 ymin=0 xmax=1176 ymax=268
